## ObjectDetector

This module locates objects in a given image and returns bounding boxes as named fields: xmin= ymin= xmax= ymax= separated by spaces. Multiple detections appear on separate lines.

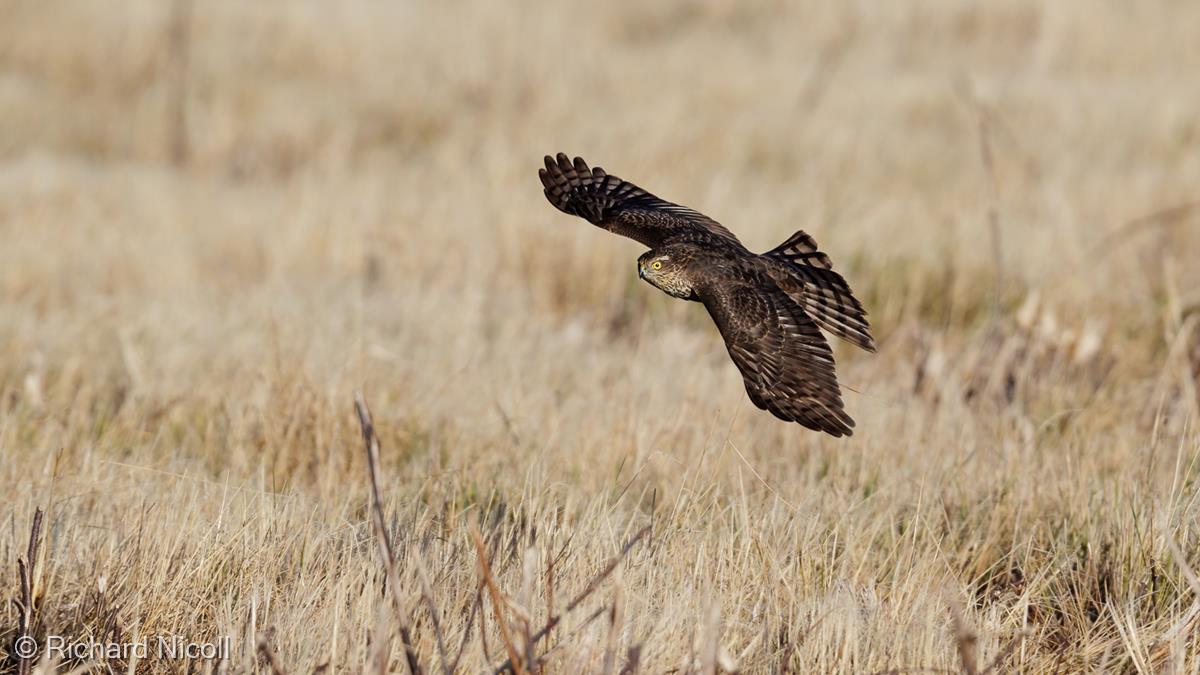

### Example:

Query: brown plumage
xmin=540 ymin=153 xmax=875 ymax=437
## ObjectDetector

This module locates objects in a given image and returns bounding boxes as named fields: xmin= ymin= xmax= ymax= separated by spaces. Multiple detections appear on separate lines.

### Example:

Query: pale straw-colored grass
xmin=2 ymin=1 xmax=1200 ymax=672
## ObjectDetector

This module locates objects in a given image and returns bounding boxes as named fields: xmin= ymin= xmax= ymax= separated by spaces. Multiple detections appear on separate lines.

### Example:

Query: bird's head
xmin=637 ymin=247 xmax=697 ymax=299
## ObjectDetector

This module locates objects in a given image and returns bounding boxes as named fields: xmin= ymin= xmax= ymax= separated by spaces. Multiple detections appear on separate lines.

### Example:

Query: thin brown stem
xmin=16 ymin=508 xmax=45 ymax=675
xmin=355 ymin=392 xmax=423 ymax=675
xmin=472 ymin=524 xmax=525 ymax=675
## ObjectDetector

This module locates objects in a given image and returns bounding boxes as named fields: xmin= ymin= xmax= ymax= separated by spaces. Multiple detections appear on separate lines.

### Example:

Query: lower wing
xmin=702 ymin=282 xmax=855 ymax=437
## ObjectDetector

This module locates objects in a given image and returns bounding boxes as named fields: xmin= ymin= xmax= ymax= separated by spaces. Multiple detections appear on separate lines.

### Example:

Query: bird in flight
xmin=539 ymin=153 xmax=875 ymax=436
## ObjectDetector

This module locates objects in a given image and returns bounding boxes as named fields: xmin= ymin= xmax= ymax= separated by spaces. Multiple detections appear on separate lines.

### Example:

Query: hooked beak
xmin=638 ymin=264 xmax=645 ymax=279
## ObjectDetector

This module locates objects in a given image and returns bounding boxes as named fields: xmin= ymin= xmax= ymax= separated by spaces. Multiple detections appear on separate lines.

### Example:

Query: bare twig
xmin=510 ymin=606 xmax=609 ymax=674
xmin=355 ymin=392 xmax=423 ymax=675
xmin=16 ymin=508 xmax=45 ymax=675
xmin=492 ymin=525 xmax=652 ymax=674
xmin=562 ymin=526 xmax=651 ymax=618
xmin=472 ymin=524 xmax=525 ymax=675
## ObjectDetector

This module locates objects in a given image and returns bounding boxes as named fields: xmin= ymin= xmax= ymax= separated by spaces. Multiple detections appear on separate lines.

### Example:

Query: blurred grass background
xmin=2 ymin=0 xmax=1200 ymax=672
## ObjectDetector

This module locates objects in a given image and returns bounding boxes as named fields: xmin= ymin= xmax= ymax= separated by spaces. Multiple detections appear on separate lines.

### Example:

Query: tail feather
xmin=766 ymin=230 xmax=876 ymax=353
xmin=765 ymin=230 xmax=833 ymax=270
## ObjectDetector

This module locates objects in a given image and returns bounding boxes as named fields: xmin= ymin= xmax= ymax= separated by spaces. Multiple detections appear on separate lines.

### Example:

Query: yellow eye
xmin=651 ymin=261 xmax=663 ymax=270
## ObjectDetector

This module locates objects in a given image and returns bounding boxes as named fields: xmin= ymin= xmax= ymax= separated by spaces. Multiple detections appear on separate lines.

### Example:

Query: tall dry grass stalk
xmin=3 ymin=0 xmax=1200 ymax=672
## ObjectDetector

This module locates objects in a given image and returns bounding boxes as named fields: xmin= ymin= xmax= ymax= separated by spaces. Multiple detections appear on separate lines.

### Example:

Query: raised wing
xmin=702 ymin=281 xmax=855 ymax=436
xmin=539 ymin=153 xmax=744 ymax=250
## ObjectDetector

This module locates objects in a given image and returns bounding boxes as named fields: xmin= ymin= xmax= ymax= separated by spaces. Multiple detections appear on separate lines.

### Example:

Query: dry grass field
xmin=3 ymin=1 xmax=1200 ymax=672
